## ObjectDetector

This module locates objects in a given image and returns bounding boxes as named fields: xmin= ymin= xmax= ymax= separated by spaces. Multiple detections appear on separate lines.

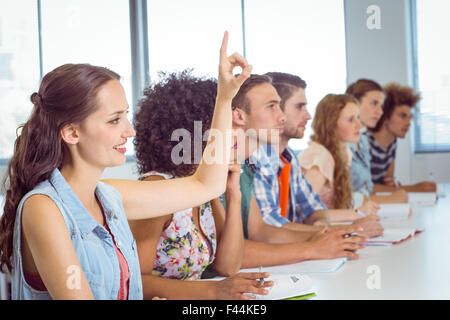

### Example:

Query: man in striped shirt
xmin=365 ymin=129 xmax=397 ymax=184
xmin=368 ymin=82 xmax=436 ymax=192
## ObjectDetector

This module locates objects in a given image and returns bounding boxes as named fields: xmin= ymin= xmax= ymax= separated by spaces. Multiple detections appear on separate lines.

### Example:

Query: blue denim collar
xmin=48 ymin=168 xmax=118 ymax=236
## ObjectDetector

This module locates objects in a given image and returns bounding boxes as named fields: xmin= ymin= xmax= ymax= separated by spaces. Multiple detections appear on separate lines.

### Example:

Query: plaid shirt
xmin=252 ymin=144 xmax=327 ymax=227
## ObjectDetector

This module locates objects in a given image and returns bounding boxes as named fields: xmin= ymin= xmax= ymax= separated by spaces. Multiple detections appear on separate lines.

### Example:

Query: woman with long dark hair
xmin=0 ymin=32 xmax=261 ymax=299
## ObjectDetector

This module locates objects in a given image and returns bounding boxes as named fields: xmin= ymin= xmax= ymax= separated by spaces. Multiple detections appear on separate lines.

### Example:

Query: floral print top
xmin=141 ymin=171 xmax=217 ymax=280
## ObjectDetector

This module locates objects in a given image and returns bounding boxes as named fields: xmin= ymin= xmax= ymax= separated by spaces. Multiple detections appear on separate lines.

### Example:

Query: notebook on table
xmin=408 ymin=193 xmax=437 ymax=206
xmin=248 ymin=274 xmax=316 ymax=300
xmin=367 ymin=227 xmax=424 ymax=246
xmin=239 ymin=257 xmax=347 ymax=275
xmin=377 ymin=203 xmax=411 ymax=219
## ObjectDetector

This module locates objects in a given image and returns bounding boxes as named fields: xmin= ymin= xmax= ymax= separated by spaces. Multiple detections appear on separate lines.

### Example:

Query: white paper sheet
xmin=378 ymin=203 xmax=411 ymax=219
xmin=368 ymin=227 xmax=422 ymax=245
xmin=240 ymin=258 xmax=347 ymax=274
xmin=251 ymin=274 xmax=315 ymax=300
xmin=408 ymin=192 xmax=437 ymax=206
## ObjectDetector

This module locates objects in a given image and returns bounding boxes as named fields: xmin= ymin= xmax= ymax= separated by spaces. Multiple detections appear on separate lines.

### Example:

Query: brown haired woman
xmin=298 ymin=94 xmax=383 ymax=232
xmin=0 ymin=32 xmax=265 ymax=299
xmin=346 ymin=79 xmax=409 ymax=204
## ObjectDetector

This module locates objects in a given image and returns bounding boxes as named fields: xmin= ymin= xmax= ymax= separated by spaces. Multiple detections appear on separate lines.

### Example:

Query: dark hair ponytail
xmin=0 ymin=63 xmax=120 ymax=272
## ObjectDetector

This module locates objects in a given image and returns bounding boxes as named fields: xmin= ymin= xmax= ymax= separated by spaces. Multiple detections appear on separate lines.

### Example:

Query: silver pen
xmin=259 ymin=266 xmax=264 ymax=285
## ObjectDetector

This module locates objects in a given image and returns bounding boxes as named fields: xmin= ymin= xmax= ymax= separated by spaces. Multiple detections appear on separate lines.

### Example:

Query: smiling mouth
xmin=113 ymin=142 xmax=127 ymax=154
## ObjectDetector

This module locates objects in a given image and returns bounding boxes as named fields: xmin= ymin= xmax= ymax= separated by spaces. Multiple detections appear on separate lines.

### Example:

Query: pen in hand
xmin=343 ymin=232 xmax=359 ymax=239
xmin=259 ymin=266 xmax=264 ymax=286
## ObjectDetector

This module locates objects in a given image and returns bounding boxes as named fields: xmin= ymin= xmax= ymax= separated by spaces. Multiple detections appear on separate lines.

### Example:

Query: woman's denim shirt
xmin=348 ymin=130 xmax=374 ymax=197
xmin=11 ymin=168 xmax=143 ymax=300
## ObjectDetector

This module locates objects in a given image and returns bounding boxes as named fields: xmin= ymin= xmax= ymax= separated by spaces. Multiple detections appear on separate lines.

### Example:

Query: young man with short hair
xmin=249 ymin=72 xmax=382 ymax=240
xmin=229 ymin=74 xmax=367 ymax=268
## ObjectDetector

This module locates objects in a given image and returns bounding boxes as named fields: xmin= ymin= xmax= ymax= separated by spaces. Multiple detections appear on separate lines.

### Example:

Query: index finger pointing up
xmin=220 ymin=31 xmax=229 ymax=61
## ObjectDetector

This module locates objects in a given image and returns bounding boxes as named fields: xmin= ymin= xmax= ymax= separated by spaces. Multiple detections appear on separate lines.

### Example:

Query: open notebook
xmin=378 ymin=203 xmax=411 ymax=219
xmin=240 ymin=257 xmax=347 ymax=274
xmin=367 ymin=227 xmax=424 ymax=246
xmin=248 ymin=274 xmax=316 ymax=300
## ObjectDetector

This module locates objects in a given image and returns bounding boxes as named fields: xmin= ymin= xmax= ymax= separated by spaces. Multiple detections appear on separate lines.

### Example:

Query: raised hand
xmin=217 ymin=31 xmax=253 ymax=102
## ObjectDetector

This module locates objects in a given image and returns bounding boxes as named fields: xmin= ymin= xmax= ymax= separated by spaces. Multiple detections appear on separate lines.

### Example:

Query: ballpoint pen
xmin=344 ymin=232 xmax=359 ymax=239
xmin=259 ymin=266 xmax=264 ymax=286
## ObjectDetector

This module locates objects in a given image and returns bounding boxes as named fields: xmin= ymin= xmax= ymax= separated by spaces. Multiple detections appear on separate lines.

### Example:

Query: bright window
xmin=0 ymin=1 xmax=40 ymax=159
xmin=1 ymin=0 xmax=349 ymax=161
xmin=414 ymin=0 xmax=450 ymax=152
xmin=40 ymin=0 xmax=134 ymax=155
xmin=147 ymin=0 xmax=243 ymax=80
xmin=244 ymin=0 xmax=347 ymax=151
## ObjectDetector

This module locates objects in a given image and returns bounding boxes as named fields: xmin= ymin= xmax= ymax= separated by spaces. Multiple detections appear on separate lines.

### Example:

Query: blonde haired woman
xmin=298 ymin=94 xmax=382 ymax=225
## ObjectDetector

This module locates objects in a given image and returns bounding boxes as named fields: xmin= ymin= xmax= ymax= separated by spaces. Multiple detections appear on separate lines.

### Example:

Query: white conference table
xmin=1 ymin=188 xmax=449 ymax=300
xmin=309 ymin=185 xmax=450 ymax=300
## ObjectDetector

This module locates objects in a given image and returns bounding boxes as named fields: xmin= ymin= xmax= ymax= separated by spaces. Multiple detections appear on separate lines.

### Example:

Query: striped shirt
xmin=365 ymin=130 xmax=397 ymax=184
xmin=253 ymin=144 xmax=327 ymax=227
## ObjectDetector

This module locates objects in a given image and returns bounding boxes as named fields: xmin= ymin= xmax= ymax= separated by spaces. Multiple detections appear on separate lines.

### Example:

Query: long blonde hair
xmin=310 ymin=94 xmax=358 ymax=209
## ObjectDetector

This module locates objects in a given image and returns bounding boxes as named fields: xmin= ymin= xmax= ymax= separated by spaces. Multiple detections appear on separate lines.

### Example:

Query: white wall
xmin=344 ymin=0 xmax=450 ymax=184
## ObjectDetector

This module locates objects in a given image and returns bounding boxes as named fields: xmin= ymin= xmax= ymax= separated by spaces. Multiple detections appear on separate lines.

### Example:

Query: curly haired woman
xmin=130 ymin=70 xmax=273 ymax=300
